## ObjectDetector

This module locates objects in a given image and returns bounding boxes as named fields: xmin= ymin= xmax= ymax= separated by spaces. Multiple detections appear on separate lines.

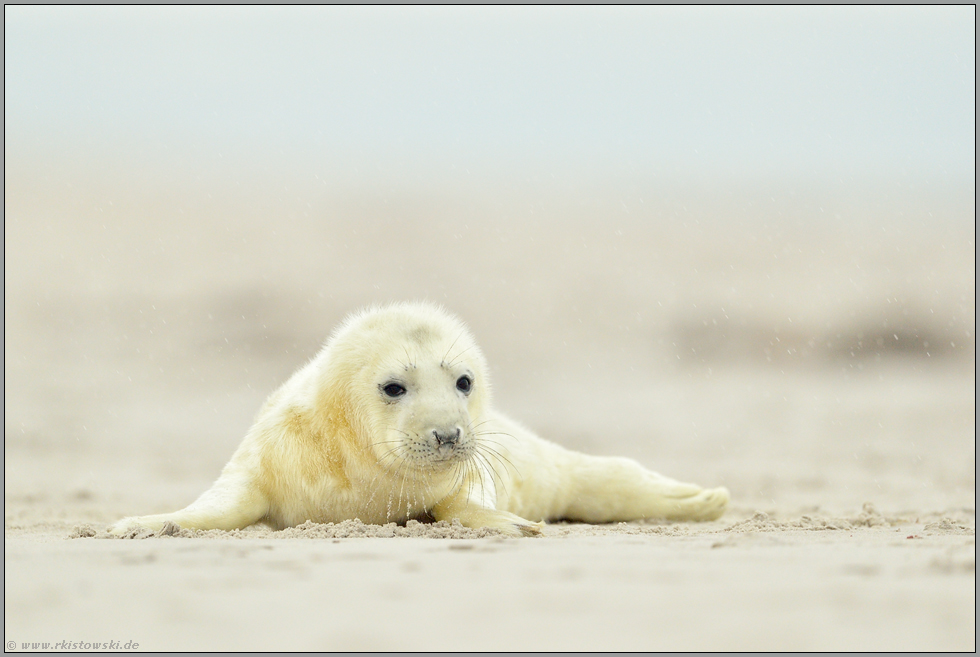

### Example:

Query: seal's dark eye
xmin=382 ymin=383 xmax=407 ymax=398
xmin=456 ymin=376 xmax=472 ymax=394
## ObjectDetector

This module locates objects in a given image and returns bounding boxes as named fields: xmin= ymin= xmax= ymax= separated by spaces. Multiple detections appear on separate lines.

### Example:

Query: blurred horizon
xmin=4 ymin=6 xmax=975 ymax=378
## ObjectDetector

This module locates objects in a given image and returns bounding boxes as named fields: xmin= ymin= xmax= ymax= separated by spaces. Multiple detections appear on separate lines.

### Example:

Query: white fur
xmin=111 ymin=302 xmax=728 ymax=537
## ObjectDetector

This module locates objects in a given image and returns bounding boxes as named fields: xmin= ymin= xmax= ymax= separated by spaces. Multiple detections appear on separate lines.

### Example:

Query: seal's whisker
xmin=475 ymin=444 xmax=520 ymax=484
xmin=446 ymin=459 xmax=468 ymax=503
xmin=455 ymin=459 xmax=474 ymax=507
xmin=472 ymin=439 xmax=520 ymax=475
xmin=452 ymin=461 xmax=469 ymax=506
xmin=472 ymin=430 xmax=516 ymax=441
xmin=469 ymin=463 xmax=487 ymax=506
xmin=400 ymin=344 xmax=415 ymax=371
xmin=373 ymin=445 xmax=408 ymax=469
xmin=395 ymin=456 xmax=420 ymax=519
xmin=464 ymin=459 xmax=478 ymax=508
xmin=471 ymin=438 xmax=513 ymax=457
xmin=441 ymin=329 xmax=465 ymax=367
xmin=365 ymin=445 xmax=413 ymax=512
xmin=373 ymin=444 xmax=407 ymax=460
xmin=375 ymin=427 xmax=410 ymax=442
xmin=468 ymin=434 xmax=521 ymax=478
xmin=409 ymin=462 xmax=430 ymax=519
xmin=472 ymin=452 xmax=501 ymax=504
xmin=372 ymin=440 xmax=406 ymax=449
xmin=446 ymin=345 xmax=474 ymax=369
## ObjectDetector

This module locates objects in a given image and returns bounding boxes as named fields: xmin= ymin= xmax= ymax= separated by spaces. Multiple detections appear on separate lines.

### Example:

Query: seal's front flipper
xmin=108 ymin=470 xmax=269 ymax=535
xmin=431 ymin=470 xmax=542 ymax=536
xmin=431 ymin=502 xmax=543 ymax=537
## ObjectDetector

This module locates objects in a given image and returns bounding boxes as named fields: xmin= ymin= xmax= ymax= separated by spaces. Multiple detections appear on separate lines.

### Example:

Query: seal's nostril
xmin=434 ymin=429 xmax=460 ymax=446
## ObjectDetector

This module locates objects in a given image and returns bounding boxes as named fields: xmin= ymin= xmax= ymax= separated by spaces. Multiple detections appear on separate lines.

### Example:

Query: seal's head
xmin=314 ymin=302 xmax=492 ymax=473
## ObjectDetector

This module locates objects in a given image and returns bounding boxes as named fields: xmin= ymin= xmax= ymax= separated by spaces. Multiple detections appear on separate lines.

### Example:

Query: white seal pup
xmin=111 ymin=302 xmax=728 ymax=537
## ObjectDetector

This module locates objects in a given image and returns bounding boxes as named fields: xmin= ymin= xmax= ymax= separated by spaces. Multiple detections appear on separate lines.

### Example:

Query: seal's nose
xmin=433 ymin=428 xmax=461 ymax=446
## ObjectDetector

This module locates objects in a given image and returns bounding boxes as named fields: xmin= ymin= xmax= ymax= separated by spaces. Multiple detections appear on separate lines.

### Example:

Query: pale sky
xmin=5 ymin=6 xmax=975 ymax=187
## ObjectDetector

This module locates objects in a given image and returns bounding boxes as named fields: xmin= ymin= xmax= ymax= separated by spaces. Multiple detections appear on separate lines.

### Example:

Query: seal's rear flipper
xmin=550 ymin=451 xmax=730 ymax=523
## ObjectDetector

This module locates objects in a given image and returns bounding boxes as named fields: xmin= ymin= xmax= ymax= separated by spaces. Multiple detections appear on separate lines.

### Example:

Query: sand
xmin=4 ymin=167 xmax=975 ymax=651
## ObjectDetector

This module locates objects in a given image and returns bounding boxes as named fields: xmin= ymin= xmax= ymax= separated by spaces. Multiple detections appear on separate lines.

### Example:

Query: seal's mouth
xmin=432 ymin=448 xmax=463 ymax=463
xmin=427 ymin=442 xmax=472 ymax=467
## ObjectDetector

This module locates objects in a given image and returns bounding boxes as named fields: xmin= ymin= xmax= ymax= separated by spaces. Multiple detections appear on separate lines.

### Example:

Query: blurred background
xmin=4 ymin=6 xmax=975 ymax=523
